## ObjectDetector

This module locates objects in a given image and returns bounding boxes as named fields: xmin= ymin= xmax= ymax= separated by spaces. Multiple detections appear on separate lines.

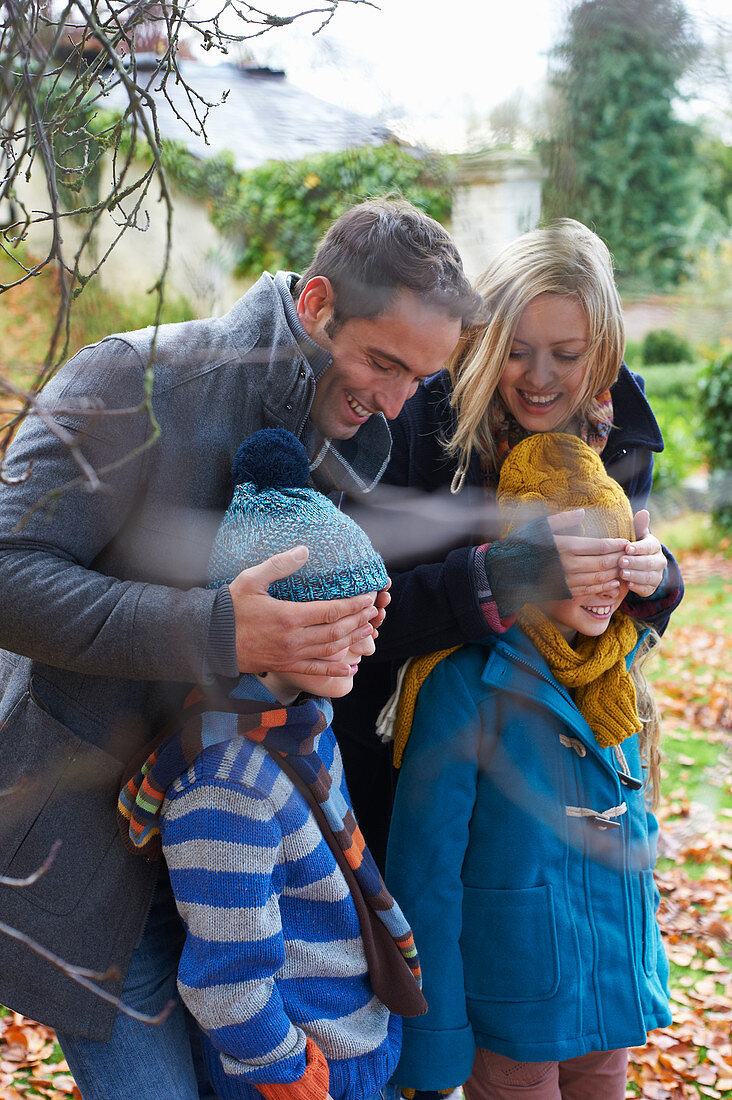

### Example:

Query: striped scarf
xmin=118 ymin=691 xmax=422 ymax=989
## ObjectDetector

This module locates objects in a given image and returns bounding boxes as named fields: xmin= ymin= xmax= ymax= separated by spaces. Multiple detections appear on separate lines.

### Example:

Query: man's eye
xmin=371 ymin=358 xmax=391 ymax=373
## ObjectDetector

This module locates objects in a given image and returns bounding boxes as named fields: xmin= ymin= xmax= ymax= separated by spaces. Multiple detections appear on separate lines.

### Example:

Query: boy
xmin=119 ymin=429 xmax=425 ymax=1100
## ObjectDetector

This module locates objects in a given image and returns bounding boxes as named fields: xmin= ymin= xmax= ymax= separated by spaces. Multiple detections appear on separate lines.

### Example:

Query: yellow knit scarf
xmin=517 ymin=606 xmax=641 ymax=747
xmin=392 ymin=648 xmax=460 ymax=768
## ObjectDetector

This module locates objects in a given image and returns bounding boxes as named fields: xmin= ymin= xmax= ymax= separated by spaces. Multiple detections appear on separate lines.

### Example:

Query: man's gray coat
xmin=0 ymin=273 xmax=391 ymax=1038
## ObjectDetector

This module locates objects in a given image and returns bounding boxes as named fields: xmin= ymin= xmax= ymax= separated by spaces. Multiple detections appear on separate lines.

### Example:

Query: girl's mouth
xmin=518 ymin=389 xmax=561 ymax=408
xmin=581 ymin=605 xmax=613 ymax=620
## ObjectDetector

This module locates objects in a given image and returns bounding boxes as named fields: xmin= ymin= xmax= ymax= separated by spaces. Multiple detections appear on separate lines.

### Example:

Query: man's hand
xmin=228 ymin=546 xmax=382 ymax=676
xmin=619 ymin=509 xmax=665 ymax=597
xmin=549 ymin=508 xmax=624 ymax=600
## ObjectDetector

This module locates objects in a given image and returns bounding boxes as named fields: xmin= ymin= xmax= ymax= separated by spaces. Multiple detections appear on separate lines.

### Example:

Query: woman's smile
xmin=498 ymin=295 xmax=591 ymax=431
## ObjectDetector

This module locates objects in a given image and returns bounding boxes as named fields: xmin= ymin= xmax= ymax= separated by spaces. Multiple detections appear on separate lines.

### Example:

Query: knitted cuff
xmin=401 ymin=1089 xmax=458 ymax=1099
xmin=472 ymin=544 xmax=515 ymax=633
xmin=483 ymin=516 xmax=571 ymax=619
xmin=202 ymin=586 xmax=239 ymax=681
xmin=256 ymin=1038 xmax=329 ymax=1100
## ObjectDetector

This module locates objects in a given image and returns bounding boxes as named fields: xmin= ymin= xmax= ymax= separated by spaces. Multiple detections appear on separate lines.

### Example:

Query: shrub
xmin=699 ymin=351 xmax=732 ymax=535
xmin=641 ymin=328 xmax=693 ymax=365
xmin=159 ymin=141 xmax=454 ymax=278
xmin=213 ymin=145 xmax=454 ymax=277
xmin=623 ymin=338 xmax=642 ymax=367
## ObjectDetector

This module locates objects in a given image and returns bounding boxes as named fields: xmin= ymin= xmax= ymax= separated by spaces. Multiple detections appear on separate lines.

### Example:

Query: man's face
xmin=298 ymin=280 xmax=462 ymax=440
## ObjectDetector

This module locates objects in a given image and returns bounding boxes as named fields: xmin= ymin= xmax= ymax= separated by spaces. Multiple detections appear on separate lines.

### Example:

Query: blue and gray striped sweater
xmin=160 ymin=715 xmax=400 ymax=1100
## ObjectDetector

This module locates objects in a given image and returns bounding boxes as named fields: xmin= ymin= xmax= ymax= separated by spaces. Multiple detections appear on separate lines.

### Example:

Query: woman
xmin=333 ymin=219 xmax=683 ymax=865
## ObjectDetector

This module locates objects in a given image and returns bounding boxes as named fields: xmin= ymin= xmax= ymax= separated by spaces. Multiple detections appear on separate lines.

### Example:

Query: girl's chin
xmin=513 ymin=396 xmax=567 ymax=426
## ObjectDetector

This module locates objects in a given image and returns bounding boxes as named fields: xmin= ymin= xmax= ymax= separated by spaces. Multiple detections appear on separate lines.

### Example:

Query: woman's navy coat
xmin=335 ymin=366 xmax=683 ymax=866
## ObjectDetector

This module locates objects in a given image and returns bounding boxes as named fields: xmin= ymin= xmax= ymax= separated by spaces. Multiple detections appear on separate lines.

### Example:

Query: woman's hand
xmin=548 ymin=509 xmax=624 ymax=600
xmin=619 ymin=510 xmax=666 ymax=598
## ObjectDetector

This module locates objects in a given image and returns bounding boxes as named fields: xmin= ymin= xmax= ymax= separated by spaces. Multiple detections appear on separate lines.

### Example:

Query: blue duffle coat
xmin=386 ymin=626 xmax=671 ymax=1090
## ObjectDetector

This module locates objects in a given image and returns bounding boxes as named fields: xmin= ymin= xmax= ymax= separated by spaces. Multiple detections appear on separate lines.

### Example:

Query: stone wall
xmin=12 ymin=159 xmax=251 ymax=315
xmin=449 ymin=150 xmax=544 ymax=282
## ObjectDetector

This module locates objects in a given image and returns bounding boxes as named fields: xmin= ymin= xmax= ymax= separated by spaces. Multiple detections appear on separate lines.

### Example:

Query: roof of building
xmin=101 ymin=59 xmax=390 ymax=169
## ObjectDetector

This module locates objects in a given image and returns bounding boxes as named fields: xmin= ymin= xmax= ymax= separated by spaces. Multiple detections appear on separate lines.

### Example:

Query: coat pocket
xmin=462 ymin=884 xmax=560 ymax=1002
xmin=639 ymin=869 xmax=663 ymax=977
xmin=0 ymin=685 xmax=125 ymax=916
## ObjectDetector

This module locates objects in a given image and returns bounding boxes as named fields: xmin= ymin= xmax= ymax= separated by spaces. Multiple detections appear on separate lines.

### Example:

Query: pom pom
xmin=231 ymin=428 xmax=311 ymax=490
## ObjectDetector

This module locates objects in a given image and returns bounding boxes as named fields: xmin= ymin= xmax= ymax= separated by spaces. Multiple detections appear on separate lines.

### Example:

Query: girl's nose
xmin=524 ymin=350 xmax=556 ymax=388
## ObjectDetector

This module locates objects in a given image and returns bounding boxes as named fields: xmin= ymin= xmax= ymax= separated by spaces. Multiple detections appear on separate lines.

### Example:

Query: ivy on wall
xmin=159 ymin=140 xmax=454 ymax=277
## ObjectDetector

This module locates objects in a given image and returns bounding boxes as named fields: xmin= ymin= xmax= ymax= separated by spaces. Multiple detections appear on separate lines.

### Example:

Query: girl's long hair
xmin=447 ymin=219 xmax=625 ymax=491
xmin=630 ymin=627 xmax=663 ymax=810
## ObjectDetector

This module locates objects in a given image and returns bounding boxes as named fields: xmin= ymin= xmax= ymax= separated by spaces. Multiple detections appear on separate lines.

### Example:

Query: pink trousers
xmin=463 ymin=1047 xmax=628 ymax=1100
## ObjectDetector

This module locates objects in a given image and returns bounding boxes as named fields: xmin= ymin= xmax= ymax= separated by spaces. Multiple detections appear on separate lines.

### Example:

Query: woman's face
xmin=498 ymin=294 xmax=591 ymax=432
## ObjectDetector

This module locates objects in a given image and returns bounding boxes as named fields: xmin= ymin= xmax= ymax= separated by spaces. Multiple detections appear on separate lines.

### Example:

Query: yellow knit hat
xmin=497 ymin=433 xmax=635 ymax=543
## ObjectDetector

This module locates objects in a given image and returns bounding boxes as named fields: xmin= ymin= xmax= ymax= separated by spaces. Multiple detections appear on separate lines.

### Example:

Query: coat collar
xmin=479 ymin=625 xmax=648 ymax=768
xmin=604 ymin=367 xmax=664 ymax=457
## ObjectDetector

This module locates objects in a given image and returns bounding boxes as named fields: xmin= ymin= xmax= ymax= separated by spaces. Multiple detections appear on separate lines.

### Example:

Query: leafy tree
xmin=542 ymin=0 xmax=701 ymax=287
xmin=698 ymin=130 xmax=732 ymax=225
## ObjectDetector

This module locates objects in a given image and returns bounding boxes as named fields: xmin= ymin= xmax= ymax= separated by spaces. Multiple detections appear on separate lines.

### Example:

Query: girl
xmin=386 ymin=431 xmax=671 ymax=1100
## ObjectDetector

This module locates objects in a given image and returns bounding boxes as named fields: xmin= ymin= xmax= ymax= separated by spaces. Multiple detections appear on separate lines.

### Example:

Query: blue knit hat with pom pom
xmin=208 ymin=428 xmax=388 ymax=600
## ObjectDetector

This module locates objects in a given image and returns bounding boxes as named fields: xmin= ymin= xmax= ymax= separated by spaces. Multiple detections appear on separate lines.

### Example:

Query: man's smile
xmin=346 ymin=392 xmax=372 ymax=419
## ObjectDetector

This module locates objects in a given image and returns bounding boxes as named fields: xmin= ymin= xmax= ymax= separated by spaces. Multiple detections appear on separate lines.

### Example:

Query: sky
xmin=244 ymin=0 xmax=730 ymax=149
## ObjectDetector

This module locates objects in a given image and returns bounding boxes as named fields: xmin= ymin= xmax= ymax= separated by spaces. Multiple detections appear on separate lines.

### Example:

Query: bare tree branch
xmin=0 ymin=916 xmax=177 ymax=1023
xmin=0 ymin=0 xmax=372 ymax=498
xmin=0 ymin=840 xmax=62 ymax=887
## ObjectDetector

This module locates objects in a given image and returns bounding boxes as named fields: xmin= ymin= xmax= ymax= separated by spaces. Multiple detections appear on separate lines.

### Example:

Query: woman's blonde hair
xmin=630 ymin=629 xmax=663 ymax=811
xmin=447 ymin=219 xmax=625 ymax=491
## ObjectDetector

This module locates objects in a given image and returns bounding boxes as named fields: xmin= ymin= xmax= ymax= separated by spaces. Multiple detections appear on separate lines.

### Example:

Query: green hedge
xmin=640 ymin=362 xmax=705 ymax=493
xmin=161 ymin=141 xmax=454 ymax=277
xmin=699 ymin=351 xmax=732 ymax=535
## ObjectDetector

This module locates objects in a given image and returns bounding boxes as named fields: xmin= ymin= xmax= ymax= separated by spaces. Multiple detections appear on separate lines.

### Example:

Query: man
xmin=0 ymin=198 xmax=477 ymax=1099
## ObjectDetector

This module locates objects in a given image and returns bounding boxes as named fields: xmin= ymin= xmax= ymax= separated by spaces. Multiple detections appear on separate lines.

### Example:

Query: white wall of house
xmin=448 ymin=151 xmax=544 ymax=282
xmin=13 ymin=160 xmax=251 ymax=315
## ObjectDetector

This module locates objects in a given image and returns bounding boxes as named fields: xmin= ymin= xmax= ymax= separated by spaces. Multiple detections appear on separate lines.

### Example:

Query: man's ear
xmin=296 ymin=276 xmax=335 ymax=335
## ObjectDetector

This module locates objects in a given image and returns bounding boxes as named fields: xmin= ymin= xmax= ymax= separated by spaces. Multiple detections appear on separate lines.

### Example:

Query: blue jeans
xmin=364 ymin=1085 xmax=402 ymax=1100
xmin=56 ymin=868 xmax=216 ymax=1100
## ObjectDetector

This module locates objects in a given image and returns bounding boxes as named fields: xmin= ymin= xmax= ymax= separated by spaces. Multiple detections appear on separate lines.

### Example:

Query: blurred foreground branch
xmin=0 ymin=0 xmax=372 ymax=480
